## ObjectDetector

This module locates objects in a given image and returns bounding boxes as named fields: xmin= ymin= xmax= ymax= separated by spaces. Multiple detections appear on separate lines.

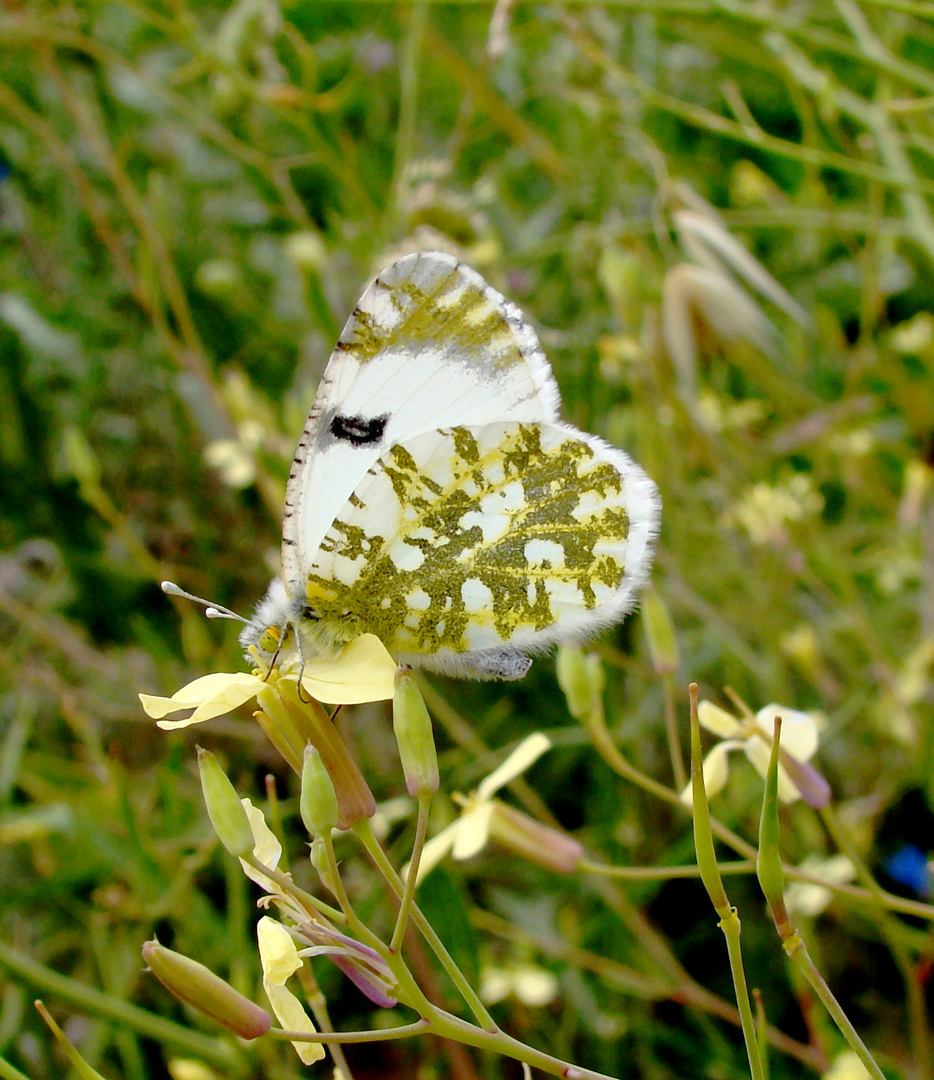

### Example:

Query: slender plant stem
xmin=0 ymin=1055 xmax=32 ymax=1080
xmin=353 ymin=819 xmax=498 ymax=1031
xmin=781 ymin=934 xmax=886 ymax=1080
xmin=581 ymin=857 xmax=757 ymax=879
xmin=719 ymin=908 xmax=767 ymax=1080
xmin=688 ymin=684 xmax=765 ymax=1080
xmin=390 ymin=792 xmax=432 ymax=953
xmin=278 ymin=1005 xmax=626 ymax=1080
xmin=663 ymin=676 xmax=688 ymax=790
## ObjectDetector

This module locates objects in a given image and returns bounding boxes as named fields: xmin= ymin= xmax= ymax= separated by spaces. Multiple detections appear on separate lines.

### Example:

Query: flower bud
xmin=487 ymin=801 xmax=583 ymax=874
xmin=278 ymin=695 xmax=376 ymax=829
xmin=392 ymin=668 xmax=439 ymax=796
xmin=300 ymin=745 xmax=339 ymax=837
xmin=642 ymin=586 xmax=680 ymax=676
xmin=555 ymin=645 xmax=605 ymax=723
xmin=313 ymin=926 xmax=398 ymax=1009
xmin=777 ymin=751 xmax=831 ymax=810
xmin=309 ymin=836 xmax=338 ymax=895
xmin=142 ymin=940 xmax=271 ymax=1039
xmin=197 ymin=747 xmax=255 ymax=858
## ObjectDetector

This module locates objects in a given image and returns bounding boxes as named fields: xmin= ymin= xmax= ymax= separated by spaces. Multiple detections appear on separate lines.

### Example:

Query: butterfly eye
xmin=258 ymin=625 xmax=283 ymax=654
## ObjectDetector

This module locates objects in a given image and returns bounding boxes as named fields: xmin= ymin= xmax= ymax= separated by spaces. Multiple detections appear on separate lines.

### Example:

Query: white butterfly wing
xmin=281 ymin=252 xmax=560 ymax=593
xmin=301 ymin=422 xmax=660 ymax=678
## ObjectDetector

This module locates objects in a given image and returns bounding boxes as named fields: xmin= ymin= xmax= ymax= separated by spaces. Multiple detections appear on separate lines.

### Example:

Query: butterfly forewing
xmin=301 ymin=422 xmax=658 ymax=675
xmin=281 ymin=252 xmax=560 ymax=591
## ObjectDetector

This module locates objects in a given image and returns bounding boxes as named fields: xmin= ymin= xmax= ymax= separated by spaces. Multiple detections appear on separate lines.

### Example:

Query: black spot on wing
xmin=330 ymin=414 xmax=389 ymax=446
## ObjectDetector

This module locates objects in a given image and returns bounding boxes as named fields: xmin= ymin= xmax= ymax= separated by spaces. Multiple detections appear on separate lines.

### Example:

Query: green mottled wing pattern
xmin=302 ymin=422 xmax=649 ymax=671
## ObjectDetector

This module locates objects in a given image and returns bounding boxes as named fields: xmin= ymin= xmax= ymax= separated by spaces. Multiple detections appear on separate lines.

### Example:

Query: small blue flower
xmin=884 ymin=845 xmax=931 ymax=898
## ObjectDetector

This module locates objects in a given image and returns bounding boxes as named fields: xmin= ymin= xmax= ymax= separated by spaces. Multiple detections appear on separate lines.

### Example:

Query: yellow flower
xmin=409 ymin=733 xmax=553 ymax=883
xmin=241 ymin=800 xmax=397 ymax=1009
xmin=256 ymin=917 xmax=325 ymax=1066
xmin=139 ymin=634 xmax=396 ymax=727
xmin=682 ymin=701 xmax=830 ymax=807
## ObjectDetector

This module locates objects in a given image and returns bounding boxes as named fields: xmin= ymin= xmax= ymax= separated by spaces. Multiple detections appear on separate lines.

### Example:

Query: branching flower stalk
xmin=141 ymin=662 xmax=627 ymax=1079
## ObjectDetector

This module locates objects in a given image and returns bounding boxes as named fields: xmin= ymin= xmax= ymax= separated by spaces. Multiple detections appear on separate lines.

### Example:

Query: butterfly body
xmin=241 ymin=252 xmax=659 ymax=680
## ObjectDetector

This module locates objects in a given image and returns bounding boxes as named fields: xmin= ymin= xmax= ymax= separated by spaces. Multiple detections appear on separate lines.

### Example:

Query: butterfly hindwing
xmin=300 ymin=421 xmax=658 ymax=679
xmin=281 ymin=252 xmax=559 ymax=593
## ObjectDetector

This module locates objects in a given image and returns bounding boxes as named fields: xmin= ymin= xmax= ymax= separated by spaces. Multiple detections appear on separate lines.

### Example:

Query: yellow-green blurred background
xmin=2 ymin=3 xmax=934 ymax=1078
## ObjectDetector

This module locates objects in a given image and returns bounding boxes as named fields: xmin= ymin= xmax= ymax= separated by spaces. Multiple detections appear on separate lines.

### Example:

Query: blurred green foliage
xmin=2 ymin=2 xmax=934 ymax=1078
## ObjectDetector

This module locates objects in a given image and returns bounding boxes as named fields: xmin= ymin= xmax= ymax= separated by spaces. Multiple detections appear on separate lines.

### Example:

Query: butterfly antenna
xmin=161 ymin=581 xmax=248 ymax=624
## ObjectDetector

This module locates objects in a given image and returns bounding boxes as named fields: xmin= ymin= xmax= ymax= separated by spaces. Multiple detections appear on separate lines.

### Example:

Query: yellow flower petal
xmin=452 ymin=802 xmax=494 ymax=861
xmin=754 ymin=703 xmax=819 ymax=761
xmin=256 ymin=917 xmax=324 ymax=1065
xmin=476 ymin=733 xmax=552 ymax=801
xmin=238 ymin=800 xmax=282 ymax=893
xmin=263 ymin=982 xmax=324 ymax=1065
xmin=257 ymin=916 xmax=301 ymax=984
xmin=697 ymin=701 xmax=743 ymax=738
xmin=680 ymin=740 xmax=743 ymax=805
xmin=139 ymin=673 xmax=263 ymax=729
xmin=298 ymin=634 xmax=396 ymax=705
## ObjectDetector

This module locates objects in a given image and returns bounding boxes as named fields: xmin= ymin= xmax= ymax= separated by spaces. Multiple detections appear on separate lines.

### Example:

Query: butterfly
xmin=239 ymin=251 xmax=660 ymax=681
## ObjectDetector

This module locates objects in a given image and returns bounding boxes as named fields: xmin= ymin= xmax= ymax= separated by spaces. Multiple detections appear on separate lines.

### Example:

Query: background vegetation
xmin=2 ymin=1 xmax=934 ymax=1077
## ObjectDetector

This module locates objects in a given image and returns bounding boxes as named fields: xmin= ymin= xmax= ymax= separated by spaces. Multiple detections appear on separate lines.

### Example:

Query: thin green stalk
xmin=688 ymin=685 xmax=765 ymax=1080
xmin=580 ymin=858 xmax=757 ymax=880
xmin=472 ymin=910 xmax=826 ymax=1070
xmin=313 ymin=840 xmax=436 ymax=1016
xmin=718 ymin=908 xmax=767 ymax=1080
xmin=782 ymin=938 xmax=886 ymax=1080
xmin=581 ymin=683 xmax=934 ymax=922
xmin=353 ymin=819 xmax=498 ymax=1031
xmin=276 ymin=1008 xmax=626 ymax=1080
xmin=0 ymin=1056 xmax=32 ymax=1080
xmin=244 ymin=855 xmax=347 ymax=924
xmin=390 ymin=792 xmax=432 ymax=953
xmin=270 ymin=1020 xmax=430 ymax=1044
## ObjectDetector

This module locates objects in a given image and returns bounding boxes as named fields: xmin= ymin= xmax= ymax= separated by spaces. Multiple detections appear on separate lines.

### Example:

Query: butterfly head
xmin=238 ymin=576 xmax=303 ymax=667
